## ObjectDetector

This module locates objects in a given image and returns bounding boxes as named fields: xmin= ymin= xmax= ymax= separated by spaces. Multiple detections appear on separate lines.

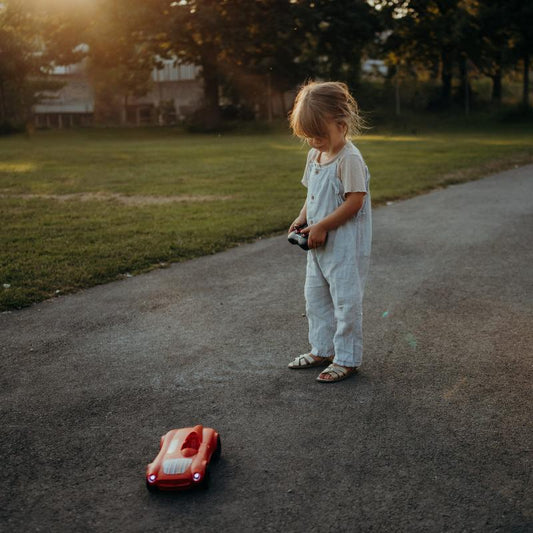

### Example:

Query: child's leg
xmin=328 ymin=276 xmax=364 ymax=367
xmin=305 ymin=255 xmax=335 ymax=358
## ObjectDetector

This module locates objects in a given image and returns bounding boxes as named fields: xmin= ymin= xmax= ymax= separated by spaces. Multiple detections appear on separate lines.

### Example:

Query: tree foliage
xmin=1 ymin=0 xmax=532 ymax=129
xmin=377 ymin=0 xmax=533 ymax=109
xmin=0 ymin=0 xmax=87 ymax=126
xmin=294 ymin=0 xmax=380 ymax=87
xmin=84 ymin=0 xmax=158 ymax=123
xmin=142 ymin=0 xmax=312 ymax=125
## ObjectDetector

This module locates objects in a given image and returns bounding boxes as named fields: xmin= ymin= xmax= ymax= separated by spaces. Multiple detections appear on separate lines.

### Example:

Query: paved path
xmin=1 ymin=165 xmax=532 ymax=532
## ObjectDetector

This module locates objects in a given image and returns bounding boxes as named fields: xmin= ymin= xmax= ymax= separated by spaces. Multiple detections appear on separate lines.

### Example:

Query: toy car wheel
xmin=146 ymin=479 xmax=157 ymax=493
xmin=199 ymin=466 xmax=210 ymax=490
xmin=213 ymin=435 xmax=221 ymax=462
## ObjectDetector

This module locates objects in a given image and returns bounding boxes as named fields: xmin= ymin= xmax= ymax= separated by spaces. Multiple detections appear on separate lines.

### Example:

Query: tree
xmin=149 ymin=0 xmax=380 ymax=125
xmin=293 ymin=0 xmax=380 ymax=88
xmin=82 ymin=0 xmax=159 ymax=124
xmin=136 ymin=1 xmax=299 ymax=125
xmin=474 ymin=0 xmax=514 ymax=105
xmin=147 ymin=0 xmax=244 ymax=127
xmin=378 ymin=0 xmax=478 ymax=109
xmin=507 ymin=0 xmax=533 ymax=108
xmin=0 ymin=1 xmax=35 ymax=125
xmin=0 ymin=0 xmax=87 ymax=128
xmin=211 ymin=0 xmax=314 ymax=119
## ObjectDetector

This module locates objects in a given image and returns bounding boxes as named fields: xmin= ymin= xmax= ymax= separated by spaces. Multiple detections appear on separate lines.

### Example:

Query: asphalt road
xmin=1 ymin=165 xmax=532 ymax=533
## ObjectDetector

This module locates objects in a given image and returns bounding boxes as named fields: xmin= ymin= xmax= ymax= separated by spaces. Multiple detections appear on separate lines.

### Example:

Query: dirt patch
xmin=0 ymin=192 xmax=233 ymax=205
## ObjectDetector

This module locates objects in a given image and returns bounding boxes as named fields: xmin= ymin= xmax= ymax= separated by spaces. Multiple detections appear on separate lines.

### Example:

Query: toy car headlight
xmin=192 ymin=472 xmax=202 ymax=482
xmin=147 ymin=474 xmax=157 ymax=483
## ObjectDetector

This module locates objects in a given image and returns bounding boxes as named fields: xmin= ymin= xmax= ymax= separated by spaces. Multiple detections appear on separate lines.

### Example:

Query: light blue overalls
xmin=304 ymin=144 xmax=372 ymax=367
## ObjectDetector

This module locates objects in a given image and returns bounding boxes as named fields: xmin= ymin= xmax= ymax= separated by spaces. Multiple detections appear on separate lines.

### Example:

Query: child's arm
xmin=301 ymin=192 xmax=365 ymax=248
xmin=288 ymin=201 xmax=307 ymax=233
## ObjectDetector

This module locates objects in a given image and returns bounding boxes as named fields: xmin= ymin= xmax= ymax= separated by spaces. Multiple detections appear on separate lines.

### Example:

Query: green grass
xmin=1 ymin=120 xmax=532 ymax=310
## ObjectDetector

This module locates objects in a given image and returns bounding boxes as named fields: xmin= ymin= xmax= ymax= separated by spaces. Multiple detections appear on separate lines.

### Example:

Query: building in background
xmin=130 ymin=62 xmax=203 ymax=126
xmin=33 ymin=60 xmax=94 ymax=128
xmin=33 ymin=58 xmax=203 ymax=128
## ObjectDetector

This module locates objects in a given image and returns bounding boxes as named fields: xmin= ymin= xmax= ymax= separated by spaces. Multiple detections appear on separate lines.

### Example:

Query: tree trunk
xmin=266 ymin=73 xmax=272 ymax=122
xmin=278 ymin=90 xmax=287 ymax=118
xmin=491 ymin=68 xmax=502 ymax=104
xmin=522 ymin=51 xmax=530 ymax=109
xmin=395 ymin=73 xmax=401 ymax=117
xmin=459 ymin=57 xmax=470 ymax=116
xmin=0 ymin=79 xmax=6 ymax=122
xmin=200 ymin=47 xmax=221 ymax=129
xmin=440 ymin=50 xmax=453 ymax=108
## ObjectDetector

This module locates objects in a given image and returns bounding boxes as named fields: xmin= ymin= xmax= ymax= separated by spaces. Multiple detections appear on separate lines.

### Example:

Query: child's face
xmin=306 ymin=120 xmax=347 ymax=153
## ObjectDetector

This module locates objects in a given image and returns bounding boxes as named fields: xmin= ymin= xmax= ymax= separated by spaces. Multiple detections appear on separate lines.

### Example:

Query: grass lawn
xmin=1 ymin=119 xmax=532 ymax=310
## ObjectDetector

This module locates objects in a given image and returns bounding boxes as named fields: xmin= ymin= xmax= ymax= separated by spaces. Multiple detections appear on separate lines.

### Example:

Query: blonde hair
xmin=289 ymin=81 xmax=364 ymax=140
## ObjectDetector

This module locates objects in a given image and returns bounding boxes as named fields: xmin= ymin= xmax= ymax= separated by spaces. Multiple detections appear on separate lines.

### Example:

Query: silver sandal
xmin=316 ymin=363 xmax=359 ymax=382
xmin=288 ymin=353 xmax=333 ymax=369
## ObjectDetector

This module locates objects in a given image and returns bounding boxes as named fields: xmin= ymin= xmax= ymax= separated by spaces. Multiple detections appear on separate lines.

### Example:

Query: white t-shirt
xmin=301 ymin=141 xmax=367 ymax=194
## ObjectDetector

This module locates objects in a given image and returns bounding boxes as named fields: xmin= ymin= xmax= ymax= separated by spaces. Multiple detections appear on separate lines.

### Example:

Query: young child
xmin=287 ymin=81 xmax=372 ymax=383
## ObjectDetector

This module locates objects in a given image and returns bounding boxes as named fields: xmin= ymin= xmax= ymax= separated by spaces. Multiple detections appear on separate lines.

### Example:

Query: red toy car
xmin=146 ymin=425 xmax=221 ymax=491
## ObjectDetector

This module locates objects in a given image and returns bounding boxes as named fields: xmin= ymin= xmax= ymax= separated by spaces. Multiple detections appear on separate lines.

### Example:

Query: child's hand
xmin=301 ymin=223 xmax=327 ymax=248
xmin=289 ymin=216 xmax=307 ymax=234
